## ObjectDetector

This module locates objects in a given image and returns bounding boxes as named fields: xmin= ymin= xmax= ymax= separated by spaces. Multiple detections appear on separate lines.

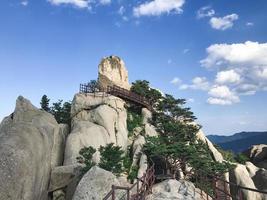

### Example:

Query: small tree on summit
xmin=40 ymin=95 xmax=50 ymax=112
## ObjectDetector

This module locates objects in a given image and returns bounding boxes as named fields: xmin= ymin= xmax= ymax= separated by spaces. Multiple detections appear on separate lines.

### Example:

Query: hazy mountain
xmin=207 ymin=131 xmax=267 ymax=153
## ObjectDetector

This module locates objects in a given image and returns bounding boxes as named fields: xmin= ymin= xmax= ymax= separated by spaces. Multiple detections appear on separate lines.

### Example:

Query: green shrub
xmin=127 ymin=110 xmax=143 ymax=137
xmin=128 ymin=165 xmax=139 ymax=183
xmin=99 ymin=143 xmax=124 ymax=176
xmin=235 ymin=153 xmax=249 ymax=164
xmin=76 ymin=146 xmax=96 ymax=175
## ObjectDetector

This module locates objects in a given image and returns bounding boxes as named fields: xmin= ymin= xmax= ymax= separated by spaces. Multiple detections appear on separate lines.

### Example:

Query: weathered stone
xmin=49 ymin=164 xmax=82 ymax=192
xmin=53 ymin=190 xmax=65 ymax=200
xmin=72 ymin=166 xmax=124 ymax=200
xmin=196 ymin=129 xmax=224 ymax=162
xmin=0 ymin=96 xmax=66 ymax=200
xmin=229 ymin=164 xmax=261 ymax=200
xmin=244 ymin=144 xmax=267 ymax=169
xmin=98 ymin=56 xmax=131 ymax=90
xmin=138 ymin=153 xmax=148 ymax=178
xmin=132 ymin=135 xmax=146 ymax=166
xmin=64 ymin=93 xmax=128 ymax=165
xmin=146 ymin=179 xmax=202 ymax=200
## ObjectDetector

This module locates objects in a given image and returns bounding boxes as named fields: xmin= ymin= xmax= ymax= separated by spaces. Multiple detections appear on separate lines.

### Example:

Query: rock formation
xmin=146 ymin=179 xmax=203 ymax=200
xmin=0 ymin=96 xmax=68 ymax=200
xmin=98 ymin=56 xmax=131 ymax=90
xmin=72 ymin=166 xmax=126 ymax=200
xmin=244 ymin=144 xmax=267 ymax=169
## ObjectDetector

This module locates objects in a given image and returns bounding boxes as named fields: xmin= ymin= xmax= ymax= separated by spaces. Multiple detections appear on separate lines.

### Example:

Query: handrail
xmin=103 ymin=162 xmax=155 ymax=200
xmin=79 ymin=83 xmax=152 ymax=111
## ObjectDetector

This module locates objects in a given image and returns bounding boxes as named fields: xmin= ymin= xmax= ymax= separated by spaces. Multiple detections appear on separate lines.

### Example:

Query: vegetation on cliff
xmin=131 ymin=80 xmax=232 ymax=177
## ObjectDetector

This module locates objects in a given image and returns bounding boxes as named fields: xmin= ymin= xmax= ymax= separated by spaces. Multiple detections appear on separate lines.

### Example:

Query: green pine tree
xmin=40 ymin=95 xmax=50 ymax=112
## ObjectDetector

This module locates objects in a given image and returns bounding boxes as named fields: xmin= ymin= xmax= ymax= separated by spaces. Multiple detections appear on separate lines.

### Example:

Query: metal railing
xmin=79 ymin=83 xmax=153 ymax=111
xmin=103 ymin=163 xmax=155 ymax=200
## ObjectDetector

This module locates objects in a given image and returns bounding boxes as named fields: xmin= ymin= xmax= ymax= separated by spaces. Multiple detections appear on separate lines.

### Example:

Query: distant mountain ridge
xmin=207 ymin=131 xmax=267 ymax=153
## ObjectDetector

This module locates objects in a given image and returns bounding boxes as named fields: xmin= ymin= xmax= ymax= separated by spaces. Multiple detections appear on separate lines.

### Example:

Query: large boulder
xmin=229 ymin=164 xmax=262 ymax=200
xmin=64 ymin=93 xmax=128 ymax=165
xmin=72 ymin=166 xmax=124 ymax=200
xmin=146 ymin=179 xmax=202 ymax=200
xmin=244 ymin=144 xmax=267 ymax=169
xmin=98 ymin=56 xmax=131 ymax=90
xmin=0 ymin=96 xmax=67 ymax=200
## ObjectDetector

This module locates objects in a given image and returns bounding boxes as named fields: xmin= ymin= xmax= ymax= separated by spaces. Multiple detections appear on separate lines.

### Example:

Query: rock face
xmin=64 ymin=93 xmax=128 ymax=166
xmin=244 ymin=144 xmax=267 ymax=169
xmin=146 ymin=179 xmax=202 ymax=200
xmin=0 ymin=96 xmax=68 ymax=200
xmin=98 ymin=56 xmax=131 ymax=90
xmin=196 ymin=129 xmax=224 ymax=163
xmin=229 ymin=163 xmax=262 ymax=200
xmin=72 ymin=166 xmax=124 ymax=200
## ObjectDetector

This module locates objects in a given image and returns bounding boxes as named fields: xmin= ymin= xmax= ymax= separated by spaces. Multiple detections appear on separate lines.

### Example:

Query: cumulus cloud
xmin=209 ymin=14 xmax=238 ymax=30
xmin=208 ymin=85 xmax=240 ymax=105
xmin=21 ymin=0 xmax=28 ymax=6
xmin=215 ymin=70 xmax=241 ymax=84
xmin=197 ymin=6 xmax=215 ymax=19
xmin=170 ymin=77 xmax=181 ymax=85
xmin=179 ymin=77 xmax=210 ymax=91
xmin=133 ymin=0 xmax=185 ymax=17
xmin=199 ymin=41 xmax=267 ymax=105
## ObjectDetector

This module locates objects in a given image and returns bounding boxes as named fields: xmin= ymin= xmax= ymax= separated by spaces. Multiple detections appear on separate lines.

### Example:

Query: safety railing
xmin=79 ymin=83 xmax=152 ymax=111
xmin=103 ymin=163 xmax=155 ymax=200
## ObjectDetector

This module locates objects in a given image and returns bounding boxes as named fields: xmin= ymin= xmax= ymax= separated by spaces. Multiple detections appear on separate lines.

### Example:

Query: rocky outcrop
xmin=64 ymin=93 xmax=128 ymax=165
xmin=98 ymin=56 xmax=131 ymax=90
xmin=196 ymin=129 xmax=224 ymax=163
xmin=244 ymin=144 xmax=267 ymax=169
xmin=0 ymin=96 xmax=68 ymax=200
xmin=72 ymin=166 xmax=124 ymax=200
xmin=146 ymin=179 xmax=202 ymax=200
xmin=229 ymin=163 xmax=263 ymax=200
xmin=142 ymin=108 xmax=158 ymax=137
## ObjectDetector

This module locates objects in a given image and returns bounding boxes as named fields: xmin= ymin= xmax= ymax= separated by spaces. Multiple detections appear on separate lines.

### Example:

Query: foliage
xmin=140 ymin=81 xmax=232 ymax=178
xmin=214 ymin=144 xmax=236 ymax=163
xmin=128 ymin=165 xmax=139 ymax=183
xmin=40 ymin=95 xmax=50 ymax=112
xmin=76 ymin=146 xmax=96 ymax=175
xmin=235 ymin=153 xmax=249 ymax=164
xmin=99 ymin=143 xmax=124 ymax=176
xmin=131 ymin=80 xmax=163 ymax=106
xmin=40 ymin=95 xmax=72 ymax=126
xmin=50 ymin=100 xmax=72 ymax=125
xmin=86 ymin=80 xmax=100 ymax=93
xmin=127 ymin=109 xmax=143 ymax=137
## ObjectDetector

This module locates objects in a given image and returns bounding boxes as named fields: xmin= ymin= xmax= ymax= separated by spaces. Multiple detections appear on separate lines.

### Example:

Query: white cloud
xmin=246 ymin=22 xmax=254 ymax=26
xmin=99 ymin=0 xmax=111 ymax=5
xmin=215 ymin=70 xmax=241 ymax=84
xmin=209 ymin=14 xmax=238 ymax=30
xmin=200 ymin=41 xmax=267 ymax=105
xmin=48 ymin=0 xmax=90 ymax=8
xmin=207 ymin=85 xmax=240 ymax=105
xmin=170 ymin=77 xmax=181 ymax=85
xmin=133 ymin=0 xmax=185 ymax=17
xmin=48 ymin=0 xmax=111 ymax=9
xmin=200 ymin=41 xmax=267 ymax=69
xmin=188 ymin=98 xmax=195 ymax=103
xmin=118 ymin=6 xmax=125 ymax=15
xmin=179 ymin=77 xmax=210 ymax=91
xmin=197 ymin=6 xmax=215 ymax=19
xmin=21 ymin=0 xmax=28 ymax=6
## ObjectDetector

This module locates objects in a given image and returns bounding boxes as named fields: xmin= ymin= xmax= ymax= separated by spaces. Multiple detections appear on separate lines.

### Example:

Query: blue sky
xmin=1 ymin=0 xmax=267 ymax=135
